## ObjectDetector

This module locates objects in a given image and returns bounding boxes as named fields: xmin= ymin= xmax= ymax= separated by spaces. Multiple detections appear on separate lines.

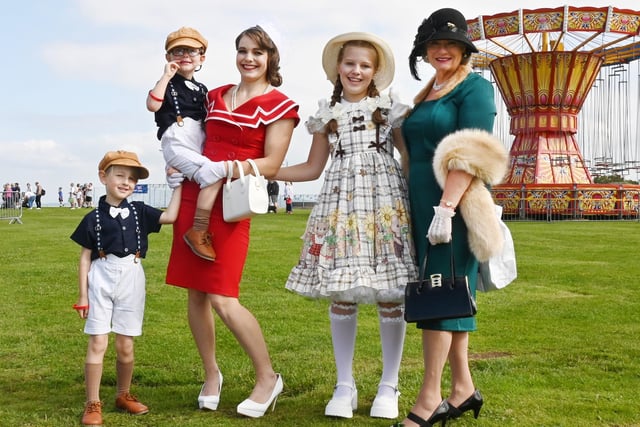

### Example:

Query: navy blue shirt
xmin=154 ymin=73 xmax=208 ymax=140
xmin=70 ymin=196 xmax=163 ymax=260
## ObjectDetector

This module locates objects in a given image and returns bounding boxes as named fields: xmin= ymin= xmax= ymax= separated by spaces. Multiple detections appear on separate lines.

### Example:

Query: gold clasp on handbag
xmin=429 ymin=274 xmax=442 ymax=287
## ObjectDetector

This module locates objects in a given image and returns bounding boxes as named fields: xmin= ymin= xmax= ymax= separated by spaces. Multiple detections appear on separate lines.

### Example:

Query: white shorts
xmin=84 ymin=254 xmax=146 ymax=337
xmin=160 ymin=117 xmax=211 ymax=184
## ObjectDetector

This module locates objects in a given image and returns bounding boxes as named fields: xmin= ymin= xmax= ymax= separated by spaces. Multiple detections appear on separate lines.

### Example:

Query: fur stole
xmin=433 ymin=129 xmax=509 ymax=262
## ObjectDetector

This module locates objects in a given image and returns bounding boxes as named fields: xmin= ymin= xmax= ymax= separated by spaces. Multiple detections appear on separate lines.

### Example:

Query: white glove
xmin=166 ymin=172 xmax=185 ymax=189
xmin=196 ymin=161 xmax=228 ymax=188
xmin=388 ymin=87 xmax=411 ymax=128
xmin=427 ymin=206 xmax=455 ymax=245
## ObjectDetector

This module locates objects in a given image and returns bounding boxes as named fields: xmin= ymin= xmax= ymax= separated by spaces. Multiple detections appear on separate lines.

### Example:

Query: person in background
xmin=24 ymin=184 xmax=36 ymax=209
xmin=85 ymin=183 xmax=94 ymax=208
xmin=69 ymin=183 xmax=78 ymax=209
xmin=34 ymin=182 xmax=43 ymax=209
xmin=165 ymin=25 xmax=299 ymax=418
xmin=267 ymin=180 xmax=279 ymax=213
xmin=395 ymin=8 xmax=508 ymax=427
xmin=76 ymin=183 xmax=84 ymax=209
xmin=11 ymin=183 xmax=21 ymax=208
xmin=71 ymin=150 xmax=181 ymax=426
xmin=147 ymin=26 xmax=226 ymax=262
xmin=275 ymin=32 xmax=416 ymax=420
xmin=283 ymin=181 xmax=293 ymax=214
xmin=2 ymin=183 xmax=11 ymax=208
xmin=58 ymin=187 xmax=64 ymax=207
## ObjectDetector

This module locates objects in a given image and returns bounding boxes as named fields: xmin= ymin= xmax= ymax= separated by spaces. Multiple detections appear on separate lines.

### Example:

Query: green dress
xmin=401 ymin=73 xmax=496 ymax=331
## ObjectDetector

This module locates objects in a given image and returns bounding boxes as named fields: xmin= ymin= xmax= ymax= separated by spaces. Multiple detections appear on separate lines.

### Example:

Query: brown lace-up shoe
xmin=115 ymin=392 xmax=149 ymax=415
xmin=81 ymin=400 xmax=103 ymax=426
xmin=184 ymin=228 xmax=216 ymax=261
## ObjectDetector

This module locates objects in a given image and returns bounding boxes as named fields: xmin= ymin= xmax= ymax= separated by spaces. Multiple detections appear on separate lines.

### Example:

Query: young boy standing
xmin=147 ymin=26 xmax=226 ymax=262
xmin=71 ymin=150 xmax=181 ymax=426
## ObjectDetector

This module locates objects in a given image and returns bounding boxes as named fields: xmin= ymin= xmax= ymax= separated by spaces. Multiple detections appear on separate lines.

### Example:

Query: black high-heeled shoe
xmin=391 ymin=400 xmax=450 ymax=427
xmin=447 ymin=389 xmax=483 ymax=419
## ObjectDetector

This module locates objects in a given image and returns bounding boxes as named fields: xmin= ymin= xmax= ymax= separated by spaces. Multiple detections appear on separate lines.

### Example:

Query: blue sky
xmin=2 ymin=0 xmax=639 ymax=201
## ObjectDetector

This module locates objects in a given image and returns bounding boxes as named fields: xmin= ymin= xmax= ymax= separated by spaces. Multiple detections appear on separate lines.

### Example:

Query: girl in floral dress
xmin=275 ymin=32 xmax=416 ymax=420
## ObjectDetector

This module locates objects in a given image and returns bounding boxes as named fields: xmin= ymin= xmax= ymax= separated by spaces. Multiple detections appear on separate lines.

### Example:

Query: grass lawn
xmin=0 ymin=208 xmax=639 ymax=426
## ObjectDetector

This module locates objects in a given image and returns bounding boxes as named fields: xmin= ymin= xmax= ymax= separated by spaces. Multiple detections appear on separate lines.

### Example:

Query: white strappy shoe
xmin=325 ymin=381 xmax=358 ymax=418
xmin=370 ymin=381 xmax=400 ymax=419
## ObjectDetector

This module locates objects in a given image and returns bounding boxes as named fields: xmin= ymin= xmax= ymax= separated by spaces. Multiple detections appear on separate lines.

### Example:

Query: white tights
xmin=329 ymin=302 xmax=406 ymax=399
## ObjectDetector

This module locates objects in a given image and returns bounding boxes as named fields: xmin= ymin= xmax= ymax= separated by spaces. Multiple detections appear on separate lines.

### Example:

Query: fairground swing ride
xmin=467 ymin=6 xmax=640 ymax=218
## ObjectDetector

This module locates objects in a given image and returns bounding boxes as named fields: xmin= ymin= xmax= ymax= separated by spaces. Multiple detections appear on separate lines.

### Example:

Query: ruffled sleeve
xmin=388 ymin=89 xmax=411 ymax=129
xmin=305 ymin=95 xmax=395 ymax=134
xmin=306 ymin=117 xmax=326 ymax=134
xmin=305 ymin=99 xmax=339 ymax=134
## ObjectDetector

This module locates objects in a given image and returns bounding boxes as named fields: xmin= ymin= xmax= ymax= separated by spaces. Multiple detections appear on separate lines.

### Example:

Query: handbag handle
xmin=225 ymin=159 xmax=261 ymax=187
xmin=416 ymin=240 xmax=458 ymax=287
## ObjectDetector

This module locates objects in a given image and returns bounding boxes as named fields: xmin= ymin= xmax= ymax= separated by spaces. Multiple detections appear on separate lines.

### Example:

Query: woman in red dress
xmin=166 ymin=26 xmax=299 ymax=418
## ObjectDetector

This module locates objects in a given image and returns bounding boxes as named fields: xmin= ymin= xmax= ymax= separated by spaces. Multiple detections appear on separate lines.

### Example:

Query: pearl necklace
xmin=432 ymin=79 xmax=448 ymax=91
xmin=231 ymin=83 xmax=271 ymax=110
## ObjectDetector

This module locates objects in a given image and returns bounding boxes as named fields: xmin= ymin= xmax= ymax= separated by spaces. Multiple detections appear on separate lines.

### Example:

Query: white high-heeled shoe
xmin=236 ymin=373 xmax=283 ymax=418
xmin=198 ymin=371 xmax=223 ymax=410
xmin=369 ymin=381 xmax=399 ymax=419
xmin=324 ymin=381 xmax=358 ymax=418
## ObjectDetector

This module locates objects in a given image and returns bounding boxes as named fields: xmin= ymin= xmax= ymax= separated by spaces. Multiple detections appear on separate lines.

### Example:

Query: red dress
xmin=166 ymin=84 xmax=300 ymax=297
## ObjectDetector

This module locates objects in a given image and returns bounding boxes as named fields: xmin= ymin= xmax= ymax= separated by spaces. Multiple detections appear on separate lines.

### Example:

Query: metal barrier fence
xmin=1 ymin=190 xmax=23 ymax=224
xmin=492 ymin=186 xmax=640 ymax=222
xmin=70 ymin=184 xmax=640 ymax=222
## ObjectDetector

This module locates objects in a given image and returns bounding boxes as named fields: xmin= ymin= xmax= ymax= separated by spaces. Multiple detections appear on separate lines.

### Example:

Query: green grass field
xmin=1 ymin=208 xmax=639 ymax=426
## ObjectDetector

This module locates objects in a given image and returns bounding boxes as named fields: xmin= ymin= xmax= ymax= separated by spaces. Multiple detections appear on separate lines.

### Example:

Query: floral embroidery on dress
xmin=300 ymin=199 xmax=412 ymax=265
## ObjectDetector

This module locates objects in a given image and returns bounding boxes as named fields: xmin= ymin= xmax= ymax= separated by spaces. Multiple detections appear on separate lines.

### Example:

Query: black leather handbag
xmin=404 ymin=241 xmax=477 ymax=323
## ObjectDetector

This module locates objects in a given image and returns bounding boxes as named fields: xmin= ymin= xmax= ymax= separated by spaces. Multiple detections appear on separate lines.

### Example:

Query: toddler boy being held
xmin=147 ymin=26 xmax=226 ymax=262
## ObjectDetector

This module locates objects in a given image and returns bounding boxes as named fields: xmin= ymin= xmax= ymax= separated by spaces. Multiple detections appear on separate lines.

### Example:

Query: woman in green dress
xmin=396 ymin=8 xmax=509 ymax=427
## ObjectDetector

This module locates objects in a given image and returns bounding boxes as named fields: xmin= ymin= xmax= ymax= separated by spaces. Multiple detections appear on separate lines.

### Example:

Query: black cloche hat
xmin=422 ymin=8 xmax=478 ymax=53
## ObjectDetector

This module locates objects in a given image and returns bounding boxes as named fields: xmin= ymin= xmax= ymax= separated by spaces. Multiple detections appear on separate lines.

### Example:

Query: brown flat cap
xmin=165 ymin=27 xmax=208 ymax=53
xmin=98 ymin=150 xmax=149 ymax=179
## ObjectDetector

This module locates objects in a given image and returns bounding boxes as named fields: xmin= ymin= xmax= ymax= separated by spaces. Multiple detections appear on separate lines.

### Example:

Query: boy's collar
xmin=98 ymin=195 xmax=130 ymax=209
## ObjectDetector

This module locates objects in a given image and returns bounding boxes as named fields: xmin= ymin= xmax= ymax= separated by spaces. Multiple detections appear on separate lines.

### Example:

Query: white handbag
xmin=477 ymin=204 xmax=517 ymax=292
xmin=222 ymin=159 xmax=269 ymax=222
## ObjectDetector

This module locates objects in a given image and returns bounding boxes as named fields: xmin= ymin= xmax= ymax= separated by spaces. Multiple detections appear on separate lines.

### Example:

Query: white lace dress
xmin=285 ymin=95 xmax=417 ymax=303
